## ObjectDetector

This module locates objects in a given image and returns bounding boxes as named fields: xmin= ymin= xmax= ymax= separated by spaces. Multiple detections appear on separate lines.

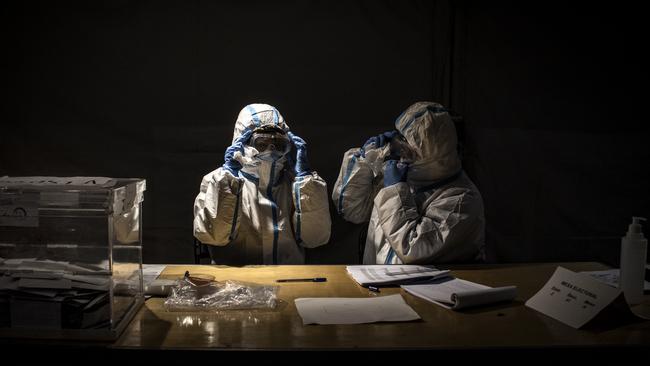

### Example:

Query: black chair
xmin=358 ymin=222 xmax=369 ymax=264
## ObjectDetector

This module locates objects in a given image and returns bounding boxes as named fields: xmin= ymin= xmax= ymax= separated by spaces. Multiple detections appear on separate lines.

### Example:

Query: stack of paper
xmin=295 ymin=294 xmax=421 ymax=325
xmin=0 ymin=258 xmax=109 ymax=275
xmin=346 ymin=265 xmax=451 ymax=286
xmin=0 ymin=258 xmax=112 ymax=329
xmin=402 ymin=277 xmax=517 ymax=310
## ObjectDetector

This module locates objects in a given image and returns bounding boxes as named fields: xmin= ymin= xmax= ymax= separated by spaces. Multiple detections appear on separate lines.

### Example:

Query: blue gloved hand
xmin=383 ymin=160 xmax=409 ymax=187
xmin=358 ymin=130 xmax=400 ymax=157
xmin=364 ymin=130 xmax=399 ymax=149
xmin=223 ymin=128 xmax=253 ymax=176
xmin=287 ymin=131 xmax=311 ymax=177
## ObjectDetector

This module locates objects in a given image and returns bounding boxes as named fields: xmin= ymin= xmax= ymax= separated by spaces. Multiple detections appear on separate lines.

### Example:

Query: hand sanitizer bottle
xmin=620 ymin=217 xmax=647 ymax=305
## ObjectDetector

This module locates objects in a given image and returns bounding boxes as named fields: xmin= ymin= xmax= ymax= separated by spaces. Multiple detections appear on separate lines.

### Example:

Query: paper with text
xmin=525 ymin=266 xmax=623 ymax=328
xmin=346 ymin=265 xmax=451 ymax=286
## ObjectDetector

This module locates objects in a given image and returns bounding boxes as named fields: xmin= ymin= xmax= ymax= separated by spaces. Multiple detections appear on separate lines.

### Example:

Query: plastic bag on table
xmin=163 ymin=275 xmax=279 ymax=311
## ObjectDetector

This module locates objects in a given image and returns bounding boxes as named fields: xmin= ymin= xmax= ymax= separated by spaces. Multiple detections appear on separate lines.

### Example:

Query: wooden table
xmin=113 ymin=262 xmax=650 ymax=351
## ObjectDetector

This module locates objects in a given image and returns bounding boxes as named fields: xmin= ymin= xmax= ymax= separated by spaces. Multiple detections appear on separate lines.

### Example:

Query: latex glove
xmin=357 ymin=130 xmax=399 ymax=157
xmin=287 ymin=131 xmax=311 ymax=177
xmin=364 ymin=130 xmax=399 ymax=149
xmin=383 ymin=160 xmax=409 ymax=187
xmin=223 ymin=128 xmax=253 ymax=176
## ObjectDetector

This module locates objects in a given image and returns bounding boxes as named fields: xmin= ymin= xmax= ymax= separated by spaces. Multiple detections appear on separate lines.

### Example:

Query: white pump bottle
xmin=620 ymin=217 xmax=647 ymax=305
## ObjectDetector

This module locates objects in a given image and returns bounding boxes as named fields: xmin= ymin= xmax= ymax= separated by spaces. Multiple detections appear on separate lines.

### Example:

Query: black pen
xmin=276 ymin=277 xmax=327 ymax=283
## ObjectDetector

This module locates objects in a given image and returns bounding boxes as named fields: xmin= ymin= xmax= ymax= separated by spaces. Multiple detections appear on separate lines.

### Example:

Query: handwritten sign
xmin=525 ymin=266 xmax=623 ymax=328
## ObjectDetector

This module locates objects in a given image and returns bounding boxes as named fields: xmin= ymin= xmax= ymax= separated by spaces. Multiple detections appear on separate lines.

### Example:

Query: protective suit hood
xmin=232 ymin=103 xmax=290 ymax=144
xmin=232 ymin=103 xmax=291 ymax=185
xmin=394 ymin=101 xmax=461 ymax=186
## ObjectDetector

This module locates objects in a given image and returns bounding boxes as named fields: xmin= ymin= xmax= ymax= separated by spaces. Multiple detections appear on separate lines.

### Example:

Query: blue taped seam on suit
xmin=239 ymin=170 xmax=259 ymax=185
xmin=268 ymin=161 xmax=280 ymax=264
xmin=384 ymin=247 xmax=395 ymax=264
xmin=246 ymin=105 xmax=261 ymax=127
xmin=293 ymin=181 xmax=302 ymax=243
xmin=337 ymin=154 xmax=358 ymax=215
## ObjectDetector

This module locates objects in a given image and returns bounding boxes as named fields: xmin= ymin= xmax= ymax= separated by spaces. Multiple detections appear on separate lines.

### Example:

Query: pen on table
xmin=276 ymin=277 xmax=327 ymax=283
xmin=368 ymin=286 xmax=380 ymax=293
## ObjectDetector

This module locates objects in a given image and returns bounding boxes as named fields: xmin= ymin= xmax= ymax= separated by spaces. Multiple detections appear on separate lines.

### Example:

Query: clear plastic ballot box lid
xmin=0 ymin=176 xmax=146 ymax=340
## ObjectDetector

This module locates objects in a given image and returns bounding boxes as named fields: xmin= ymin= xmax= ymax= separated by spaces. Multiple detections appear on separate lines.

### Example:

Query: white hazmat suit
xmin=332 ymin=102 xmax=485 ymax=264
xmin=193 ymin=104 xmax=331 ymax=264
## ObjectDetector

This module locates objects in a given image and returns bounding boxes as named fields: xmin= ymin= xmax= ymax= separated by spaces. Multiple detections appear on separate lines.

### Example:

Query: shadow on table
xmin=582 ymin=296 xmax=648 ymax=334
xmin=456 ymin=299 xmax=524 ymax=314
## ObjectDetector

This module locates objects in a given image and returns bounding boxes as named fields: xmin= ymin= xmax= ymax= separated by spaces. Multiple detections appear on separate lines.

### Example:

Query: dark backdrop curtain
xmin=2 ymin=1 xmax=648 ymax=265
xmin=1 ymin=0 xmax=450 ymax=263
xmin=452 ymin=2 xmax=650 ymax=264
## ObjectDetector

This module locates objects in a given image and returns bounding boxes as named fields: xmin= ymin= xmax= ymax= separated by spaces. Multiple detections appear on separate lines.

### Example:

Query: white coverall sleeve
xmin=291 ymin=172 xmax=331 ymax=248
xmin=374 ymin=182 xmax=482 ymax=264
xmin=193 ymin=168 xmax=243 ymax=246
xmin=331 ymin=147 xmax=381 ymax=224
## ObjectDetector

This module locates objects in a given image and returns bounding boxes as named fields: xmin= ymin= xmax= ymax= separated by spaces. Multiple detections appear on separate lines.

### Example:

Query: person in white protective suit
xmin=193 ymin=104 xmax=331 ymax=264
xmin=332 ymin=102 xmax=485 ymax=264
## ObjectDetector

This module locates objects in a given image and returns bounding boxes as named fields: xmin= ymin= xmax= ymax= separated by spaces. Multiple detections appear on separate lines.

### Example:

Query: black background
xmin=1 ymin=0 xmax=648 ymax=266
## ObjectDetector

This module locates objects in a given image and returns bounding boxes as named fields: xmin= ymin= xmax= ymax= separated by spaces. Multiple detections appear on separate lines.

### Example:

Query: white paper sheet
xmin=142 ymin=264 xmax=167 ymax=282
xmin=402 ymin=277 xmax=517 ymax=310
xmin=294 ymin=294 xmax=421 ymax=325
xmin=346 ymin=265 xmax=451 ymax=286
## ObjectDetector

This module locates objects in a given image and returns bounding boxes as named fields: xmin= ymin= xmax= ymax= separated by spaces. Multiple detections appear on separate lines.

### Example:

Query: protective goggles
xmin=388 ymin=134 xmax=419 ymax=162
xmin=249 ymin=127 xmax=290 ymax=153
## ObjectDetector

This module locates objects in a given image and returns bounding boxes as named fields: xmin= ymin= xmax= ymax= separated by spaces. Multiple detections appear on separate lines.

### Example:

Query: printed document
xmin=526 ymin=266 xmax=624 ymax=328
xmin=346 ymin=265 xmax=450 ymax=286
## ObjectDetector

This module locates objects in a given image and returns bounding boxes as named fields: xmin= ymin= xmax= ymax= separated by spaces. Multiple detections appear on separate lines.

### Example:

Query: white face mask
xmin=256 ymin=150 xmax=285 ymax=162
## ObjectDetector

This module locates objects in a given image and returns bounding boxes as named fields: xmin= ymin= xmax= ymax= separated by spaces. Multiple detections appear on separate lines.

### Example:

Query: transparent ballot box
xmin=0 ymin=177 xmax=145 ymax=340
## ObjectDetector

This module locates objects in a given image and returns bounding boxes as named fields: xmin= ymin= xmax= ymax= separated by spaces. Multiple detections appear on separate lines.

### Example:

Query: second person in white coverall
xmin=332 ymin=102 xmax=485 ymax=265
xmin=193 ymin=104 xmax=331 ymax=265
